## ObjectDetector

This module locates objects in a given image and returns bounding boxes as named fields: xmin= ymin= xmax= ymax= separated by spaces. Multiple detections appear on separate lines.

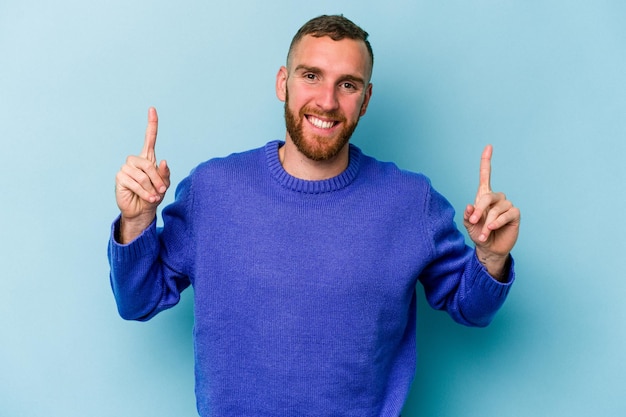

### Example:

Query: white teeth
xmin=308 ymin=116 xmax=335 ymax=129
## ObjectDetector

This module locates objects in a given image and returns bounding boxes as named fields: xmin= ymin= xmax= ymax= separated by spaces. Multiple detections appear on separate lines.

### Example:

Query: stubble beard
xmin=284 ymin=90 xmax=360 ymax=162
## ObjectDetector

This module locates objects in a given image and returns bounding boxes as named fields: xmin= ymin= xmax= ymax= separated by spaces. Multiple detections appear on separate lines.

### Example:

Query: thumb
xmin=157 ymin=160 xmax=171 ymax=193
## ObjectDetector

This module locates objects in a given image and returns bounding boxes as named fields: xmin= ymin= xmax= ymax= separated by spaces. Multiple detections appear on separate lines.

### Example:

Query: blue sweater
xmin=108 ymin=141 xmax=514 ymax=416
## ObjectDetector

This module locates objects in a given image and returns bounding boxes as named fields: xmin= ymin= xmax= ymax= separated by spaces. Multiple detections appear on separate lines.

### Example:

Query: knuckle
xmin=137 ymin=171 xmax=151 ymax=186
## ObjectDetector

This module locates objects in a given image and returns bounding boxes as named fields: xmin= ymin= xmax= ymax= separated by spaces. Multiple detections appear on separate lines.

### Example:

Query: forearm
xmin=423 ymin=250 xmax=514 ymax=327
xmin=475 ymin=247 xmax=512 ymax=283
xmin=109 ymin=217 xmax=187 ymax=321
xmin=117 ymin=212 xmax=156 ymax=244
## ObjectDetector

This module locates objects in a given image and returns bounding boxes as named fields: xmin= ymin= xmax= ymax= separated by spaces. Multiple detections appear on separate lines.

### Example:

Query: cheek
xmin=285 ymin=86 xmax=304 ymax=110
xmin=343 ymin=98 xmax=365 ymax=119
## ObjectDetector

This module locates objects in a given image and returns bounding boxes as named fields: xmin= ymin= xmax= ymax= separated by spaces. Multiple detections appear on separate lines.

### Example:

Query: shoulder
xmin=192 ymin=144 xmax=266 ymax=177
xmin=356 ymin=148 xmax=433 ymax=193
xmin=171 ymin=143 xmax=269 ymax=200
xmin=183 ymin=143 xmax=275 ymax=191
xmin=354 ymin=147 xmax=457 ymax=217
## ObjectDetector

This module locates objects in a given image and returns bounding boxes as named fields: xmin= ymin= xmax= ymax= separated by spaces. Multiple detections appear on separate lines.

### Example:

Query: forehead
xmin=289 ymin=35 xmax=372 ymax=80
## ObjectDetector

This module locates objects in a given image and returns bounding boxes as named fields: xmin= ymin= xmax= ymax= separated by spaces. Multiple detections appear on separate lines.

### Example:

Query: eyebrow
xmin=294 ymin=65 xmax=366 ymax=86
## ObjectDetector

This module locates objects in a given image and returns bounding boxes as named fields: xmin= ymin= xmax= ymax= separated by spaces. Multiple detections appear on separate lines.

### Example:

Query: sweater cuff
xmin=469 ymin=252 xmax=515 ymax=298
xmin=108 ymin=215 xmax=159 ymax=264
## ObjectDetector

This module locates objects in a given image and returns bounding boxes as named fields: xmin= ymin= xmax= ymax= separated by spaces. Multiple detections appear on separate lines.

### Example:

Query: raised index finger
xmin=140 ymin=107 xmax=158 ymax=162
xmin=477 ymin=144 xmax=493 ymax=199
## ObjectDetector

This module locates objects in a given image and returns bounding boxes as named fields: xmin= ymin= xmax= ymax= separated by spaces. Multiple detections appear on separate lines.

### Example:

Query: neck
xmin=279 ymin=138 xmax=350 ymax=181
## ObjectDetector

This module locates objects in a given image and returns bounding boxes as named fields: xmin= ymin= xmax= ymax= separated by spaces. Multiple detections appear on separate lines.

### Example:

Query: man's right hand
xmin=115 ymin=107 xmax=171 ymax=244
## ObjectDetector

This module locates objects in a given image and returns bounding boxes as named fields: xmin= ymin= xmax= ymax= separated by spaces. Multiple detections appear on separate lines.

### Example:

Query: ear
xmin=276 ymin=66 xmax=288 ymax=102
xmin=359 ymin=83 xmax=373 ymax=117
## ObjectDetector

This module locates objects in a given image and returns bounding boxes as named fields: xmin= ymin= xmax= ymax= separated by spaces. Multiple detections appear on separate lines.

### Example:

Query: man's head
xmin=277 ymin=15 xmax=374 ymax=163
xmin=287 ymin=15 xmax=374 ymax=82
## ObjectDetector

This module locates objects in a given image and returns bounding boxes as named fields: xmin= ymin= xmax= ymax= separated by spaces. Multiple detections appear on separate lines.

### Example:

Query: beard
xmin=284 ymin=91 xmax=361 ymax=162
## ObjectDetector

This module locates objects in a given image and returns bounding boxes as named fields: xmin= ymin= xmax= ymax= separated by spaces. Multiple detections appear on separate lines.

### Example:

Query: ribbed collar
xmin=265 ymin=140 xmax=361 ymax=194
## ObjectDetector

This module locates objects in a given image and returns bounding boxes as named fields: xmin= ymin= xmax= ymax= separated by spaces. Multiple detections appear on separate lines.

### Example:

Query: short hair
xmin=287 ymin=15 xmax=374 ymax=72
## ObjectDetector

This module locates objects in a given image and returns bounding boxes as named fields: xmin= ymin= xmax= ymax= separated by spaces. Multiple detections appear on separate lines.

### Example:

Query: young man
xmin=109 ymin=15 xmax=520 ymax=417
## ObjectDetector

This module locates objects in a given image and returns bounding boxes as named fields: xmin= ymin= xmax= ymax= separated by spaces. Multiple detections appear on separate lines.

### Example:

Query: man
xmin=109 ymin=15 xmax=520 ymax=417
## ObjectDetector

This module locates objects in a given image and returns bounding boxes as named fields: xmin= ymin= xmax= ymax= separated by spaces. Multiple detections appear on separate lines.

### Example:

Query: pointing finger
xmin=141 ymin=107 xmax=158 ymax=162
xmin=476 ymin=144 xmax=493 ymax=202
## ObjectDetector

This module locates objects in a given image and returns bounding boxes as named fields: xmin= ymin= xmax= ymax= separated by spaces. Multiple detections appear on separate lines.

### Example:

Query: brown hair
xmin=287 ymin=15 xmax=374 ymax=71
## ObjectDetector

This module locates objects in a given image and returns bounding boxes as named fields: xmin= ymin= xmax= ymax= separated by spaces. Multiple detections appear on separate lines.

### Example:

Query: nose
xmin=315 ymin=83 xmax=339 ymax=112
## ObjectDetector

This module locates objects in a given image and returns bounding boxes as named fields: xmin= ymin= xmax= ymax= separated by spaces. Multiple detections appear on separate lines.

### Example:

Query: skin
xmin=115 ymin=107 xmax=170 ymax=244
xmin=114 ymin=35 xmax=520 ymax=281
xmin=275 ymin=35 xmax=373 ymax=180
xmin=463 ymin=144 xmax=520 ymax=281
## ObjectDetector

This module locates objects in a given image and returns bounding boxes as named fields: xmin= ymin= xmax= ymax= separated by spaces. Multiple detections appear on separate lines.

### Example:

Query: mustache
xmin=299 ymin=106 xmax=346 ymax=123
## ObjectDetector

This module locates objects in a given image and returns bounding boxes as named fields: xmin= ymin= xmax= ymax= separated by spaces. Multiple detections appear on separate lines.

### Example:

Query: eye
xmin=340 ymin=82 xmax=359 ymax=92
xmin=304 ymin=73 xmax=318 ymax=81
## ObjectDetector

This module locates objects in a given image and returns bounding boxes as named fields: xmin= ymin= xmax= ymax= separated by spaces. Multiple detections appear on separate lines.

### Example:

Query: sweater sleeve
xmin=107 ymin=176 xmax=194 ymax=322
xmin=418 ymin=184 xmax=514 ymax=327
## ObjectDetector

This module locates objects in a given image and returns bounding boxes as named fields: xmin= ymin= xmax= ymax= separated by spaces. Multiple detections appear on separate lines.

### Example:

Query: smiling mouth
xmin=306 ymin=115 xmax=339 ymax=130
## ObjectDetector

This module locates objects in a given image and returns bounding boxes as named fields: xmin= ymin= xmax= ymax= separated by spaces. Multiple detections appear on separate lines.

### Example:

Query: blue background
xmin=1 ymin=0 xmax=625 ymax=416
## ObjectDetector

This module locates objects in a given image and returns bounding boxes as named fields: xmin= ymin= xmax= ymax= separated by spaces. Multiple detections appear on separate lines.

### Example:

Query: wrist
xmin=118 ymin=213 xmax=155 ymax=244
xmin=475 ymin=248 xmax=510 ymax=282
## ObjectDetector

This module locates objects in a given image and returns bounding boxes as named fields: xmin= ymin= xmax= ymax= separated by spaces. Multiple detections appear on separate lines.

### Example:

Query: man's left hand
xmin=463 ymin=145 xmax=520 ymax=281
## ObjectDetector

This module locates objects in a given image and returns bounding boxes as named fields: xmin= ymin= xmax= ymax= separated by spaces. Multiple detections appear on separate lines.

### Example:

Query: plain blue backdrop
xmin=1 ymin=0 xmax=625 ymax=416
